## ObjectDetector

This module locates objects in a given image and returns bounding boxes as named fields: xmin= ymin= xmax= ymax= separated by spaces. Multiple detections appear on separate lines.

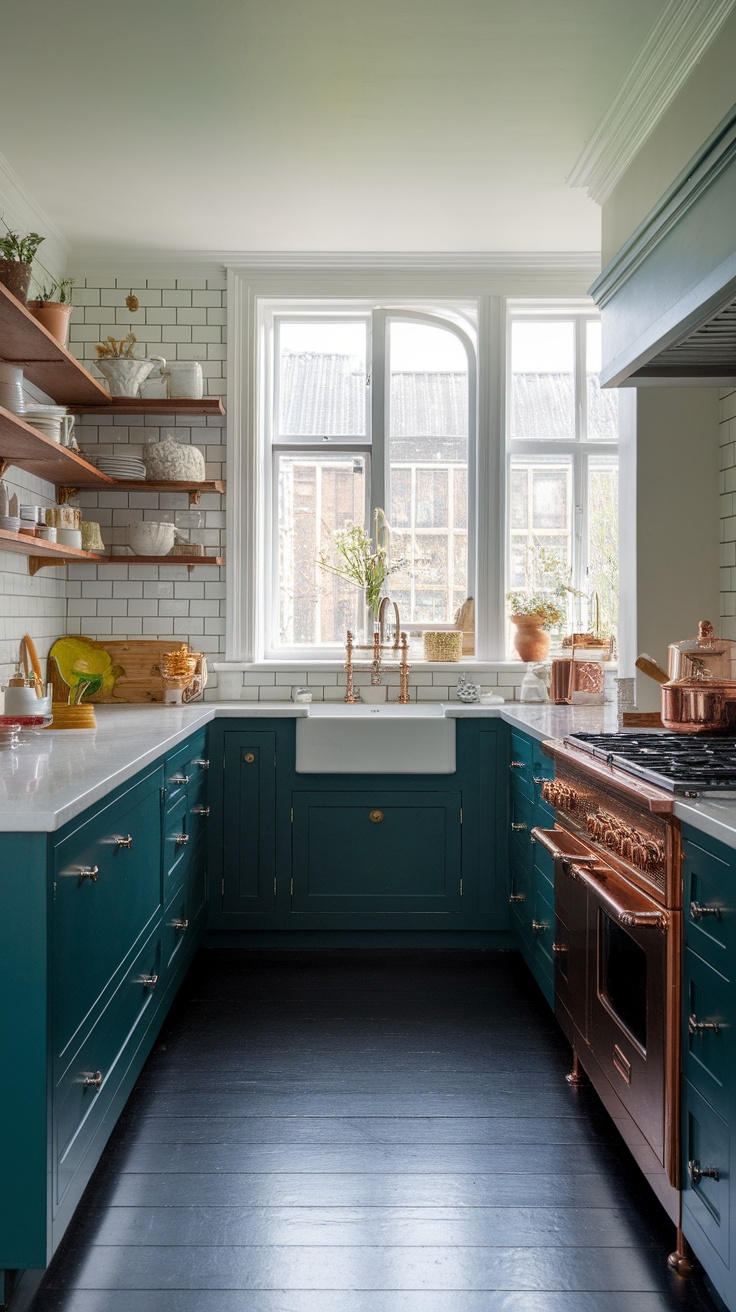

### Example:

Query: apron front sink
xmin=295 ymin=703 xmax=456 ymax=774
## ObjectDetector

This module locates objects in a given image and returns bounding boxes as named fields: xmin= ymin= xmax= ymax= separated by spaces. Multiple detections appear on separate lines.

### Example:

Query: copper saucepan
xmin=639 ymin=621 xmax=736 ymax=734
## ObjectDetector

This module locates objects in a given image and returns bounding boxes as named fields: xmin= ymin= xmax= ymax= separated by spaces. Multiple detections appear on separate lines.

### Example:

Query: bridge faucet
xmin=378 ymin=596 xmax=401 ymax=649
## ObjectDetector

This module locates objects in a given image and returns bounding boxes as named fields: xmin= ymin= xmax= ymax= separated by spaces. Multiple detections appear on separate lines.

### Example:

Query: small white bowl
xmin=0 ymin=515 xmax=21 ymax=534
xmin=126 ymin=521 xmax=176 ymax=556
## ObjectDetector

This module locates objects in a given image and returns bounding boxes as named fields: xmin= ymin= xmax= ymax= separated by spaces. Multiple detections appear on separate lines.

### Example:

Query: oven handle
xmin=530 ymin=827 xmax=598 ymax=865
xmin=567 ymin=862 xmax=669 ymax=933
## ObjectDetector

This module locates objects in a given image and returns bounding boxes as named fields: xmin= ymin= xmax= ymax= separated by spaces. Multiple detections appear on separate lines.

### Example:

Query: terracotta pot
xmin=510 ymin=614 xmax=551 ymax=662
xmin=27 ymin=300 xmax=73 ymax=347
xmin=0 ymin=259 xmax=31 ymax=303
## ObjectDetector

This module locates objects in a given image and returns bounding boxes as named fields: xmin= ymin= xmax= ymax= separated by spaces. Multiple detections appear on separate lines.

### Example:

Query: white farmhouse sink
xmin=295 ymin=702 xmax=456 ymax=774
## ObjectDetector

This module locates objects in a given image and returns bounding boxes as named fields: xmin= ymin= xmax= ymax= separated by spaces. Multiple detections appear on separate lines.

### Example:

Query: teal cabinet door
xmin=291 ymin=790 xmax=462 ymax=916
xmin=222 ymin=731 xmax=277 ymax=915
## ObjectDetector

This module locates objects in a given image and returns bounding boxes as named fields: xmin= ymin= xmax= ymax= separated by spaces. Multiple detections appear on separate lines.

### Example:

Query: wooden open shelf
xmin=0 ymin=406 xmax=114 ymax=487
xmin=0 ymin=527 xmax=105 ymax=574
xmin=107 ymin=554 xmax=224 ymax=567
xmin=0 ymin=284 xmax=111 ymax=405
xmin=108 ymin=478 xmax=226 ymax=503
xmin=74 ymin=396 xmax=225 ymax=415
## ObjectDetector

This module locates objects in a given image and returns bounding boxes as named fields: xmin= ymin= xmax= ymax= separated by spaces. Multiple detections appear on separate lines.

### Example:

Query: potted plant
xmin=0 ymin=226 xmax=44 ymax=304
xmin=27 ymin=278 xmax=75 ymax=346
xmin=507 ymin=593 xmax=566 ymax=661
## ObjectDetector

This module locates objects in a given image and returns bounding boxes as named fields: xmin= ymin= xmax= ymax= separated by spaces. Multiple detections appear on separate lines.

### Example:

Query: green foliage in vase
xmin=34 ymin=277 xmax=74 ymax=304
xmin=506 ymin=593 xmax=566 ymax=630
xmin=317 ymin=508 xmax=393 ymax=619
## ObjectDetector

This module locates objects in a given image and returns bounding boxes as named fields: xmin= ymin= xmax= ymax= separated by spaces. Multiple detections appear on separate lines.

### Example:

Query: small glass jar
xmin=292 ymin=686 xmax=312 ymax=703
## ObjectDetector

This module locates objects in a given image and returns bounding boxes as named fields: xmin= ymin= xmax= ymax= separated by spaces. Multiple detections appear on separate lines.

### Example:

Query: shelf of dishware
xmin=0 ymin=405 xmax=114 ymax=487
xmin=0 ymin=526 xmax=105 ymax=573
xmin=0 ymin=283 xmax=111 ymax=405
xmin=73 ymin=397 xmax=226 ymax=415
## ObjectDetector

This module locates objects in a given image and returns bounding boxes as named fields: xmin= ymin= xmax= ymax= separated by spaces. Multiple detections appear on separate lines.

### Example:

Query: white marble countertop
xmin=2 ymin=699 xmax=736 ymax=846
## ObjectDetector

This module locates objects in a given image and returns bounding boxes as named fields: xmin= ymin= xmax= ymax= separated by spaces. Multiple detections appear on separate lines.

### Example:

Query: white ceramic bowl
xmin=0 ymin=515 xmax=21 ymax=534
xmin=126 ymin=521 xmax=176 ymax=556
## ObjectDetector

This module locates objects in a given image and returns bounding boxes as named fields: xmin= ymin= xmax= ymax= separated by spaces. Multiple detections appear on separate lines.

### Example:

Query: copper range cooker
xmin=532 ymin=731 xmax=709 ymax=1273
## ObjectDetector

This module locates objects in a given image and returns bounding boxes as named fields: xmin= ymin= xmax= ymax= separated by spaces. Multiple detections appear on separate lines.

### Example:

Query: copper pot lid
xmin=668 ymin=620 xmax=736 ymax=684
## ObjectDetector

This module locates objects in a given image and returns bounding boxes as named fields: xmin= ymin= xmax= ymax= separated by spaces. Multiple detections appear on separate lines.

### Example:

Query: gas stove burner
xmin=565 ymin=731 xmax=736 ymax=794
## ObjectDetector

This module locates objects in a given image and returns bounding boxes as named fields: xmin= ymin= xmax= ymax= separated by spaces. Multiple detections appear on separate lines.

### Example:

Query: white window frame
xmin=225 ymin=265 xmax=602 ymax=667
xmin=505 ymin=301 xmax=618 ymax=637
xmin=259 ymin=296 xmax=478 ymax=662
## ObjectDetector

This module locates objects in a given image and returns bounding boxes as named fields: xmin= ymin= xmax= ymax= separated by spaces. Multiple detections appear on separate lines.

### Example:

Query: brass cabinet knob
xmin=689 ymin=1159 xmax=720 ymax=1185
xmin=688 ymin=1012 xmax=720 ymax=1036
xmin=82 ymin=1070 xmax=103 ymax=1089
xmin=78 ymin=865 xmax=99 ymax=882
xmin=511 ymin=822 xmax=528 ymax=831
xmin=531 ymin=919 xmax=549 ymax=933
xmin=244 ymin=753 xmax=255 ymax=764
xmin=508 ymin=893 xmax=526 ymax=903
xmin=167 ymin=772 xmax=190 ymax=785
xmin=140 ymin=974 xmax=158 ymax=990
xmin=369 ymin=810 xmax=384 ymax=823
xmin=175 ymin=833 xmax=189 ymax=846
xmin=115 ymin=834 xmax=133 ymax=850
xmin=192 ymin=804 xmax=210 ymax=818
xmin=191 ymin=758 xmax=210 ymax=769
xmin=690 ymin=900 xmax=721 ymax=921
xmin=172 ymin=918 xmax=189 ymax=932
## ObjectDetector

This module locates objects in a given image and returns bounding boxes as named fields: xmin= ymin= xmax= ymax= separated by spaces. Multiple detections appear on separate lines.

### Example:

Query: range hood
xmin=591 ymin=107 xmax=736 ymax=388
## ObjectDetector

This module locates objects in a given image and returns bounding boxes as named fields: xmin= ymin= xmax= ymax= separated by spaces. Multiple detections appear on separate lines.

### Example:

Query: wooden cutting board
xmin=49 ymin=638 xmax=190 ymax=704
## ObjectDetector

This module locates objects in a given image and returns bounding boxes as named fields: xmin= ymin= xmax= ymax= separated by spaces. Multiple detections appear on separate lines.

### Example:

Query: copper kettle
xmin=658 ymin=620 xmax=736 ymax=733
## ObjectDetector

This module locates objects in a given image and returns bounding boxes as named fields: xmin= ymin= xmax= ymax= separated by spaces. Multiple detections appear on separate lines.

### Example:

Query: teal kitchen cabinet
xmin=0 ymin=729 xmax=208 ymax=1279
xmin=507 ymin=726 xmax=555 ymax=1008
xmin=207 ymin=716 xmax=510 ymax=941
xmin=681 ymin=824 xmax=736 ymax=1308
xmin=291 ymin=790 xmax=462 ymax=916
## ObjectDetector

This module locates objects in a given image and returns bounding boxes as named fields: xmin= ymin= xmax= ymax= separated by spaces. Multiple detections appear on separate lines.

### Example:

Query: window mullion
xmin=371 ymin=310 xmax=387 ymax=531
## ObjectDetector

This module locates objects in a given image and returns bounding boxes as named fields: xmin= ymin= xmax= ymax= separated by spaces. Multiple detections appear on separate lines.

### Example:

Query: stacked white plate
xmin=95 ymin=455 xmax=147 ymax=481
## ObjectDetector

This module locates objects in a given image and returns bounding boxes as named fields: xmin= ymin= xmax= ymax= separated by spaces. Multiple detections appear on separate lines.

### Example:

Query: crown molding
xmin=568 ymin=0 xmax=736 ymax=205
xmin=69 ymin=249 xmax=601 ymax=283
xmin=0 ymin=151 xmax=70 ymax=281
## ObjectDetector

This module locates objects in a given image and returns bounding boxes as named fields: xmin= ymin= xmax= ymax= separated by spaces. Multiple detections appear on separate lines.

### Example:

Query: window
xmin=263 ymin=303 xmax=476 ymax=658
xmin=506 ymin=309 xmax=619 ymax=648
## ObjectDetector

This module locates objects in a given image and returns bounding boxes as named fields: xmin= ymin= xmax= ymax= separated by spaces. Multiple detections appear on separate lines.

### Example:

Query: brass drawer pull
xmin=192 ymin=804 xmax=210 ymax=817
xmin=175 ymin=833 xmax=189 ymax=846
xmin=509 ymin=760 xmax=525 ymax=769
xmin=689 ymin=1159 xmax=720 ymax=1185
xmin=82 ymin=1071 xmax=103 ymax=1089
xmin=511 ymin=822 xmax=528 ymax=831
xmin=690 ymin=900 xmax=721 ymax=921
xmin=140 ymin=973 xmax=158 ymax=990
xmin=78 ymin=865 xmax=99 ymax=882
xmin=532 ymin=776 xmax=548 ymax=785
xmin=191 ymin=758 xmax=210 ymax=769
xmin=115 ymin=834 xmax=133 ymax=850
xmin=244 ymin=753 xmax=255 ymax=764
xmin=167 ymin=772 xmax=190 ymax=785
xmin=689 ymin=1012 xmax=720 ymax=1036
xmin=552 ymin=942 xmax=568 ymax=954
xmin=531 ymin=919 xmax=549 ymax=933
xmin=508 ymin=893 xmax=526 ymax=903
xmin=172 ymin=918 xmax=189 ymax=932
xmin=369 ymin=809 xmax=384 ymax=823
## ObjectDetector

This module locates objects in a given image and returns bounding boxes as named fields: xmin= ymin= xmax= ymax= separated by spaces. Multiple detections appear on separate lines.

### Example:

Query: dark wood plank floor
xmin=26 ymin=951 xmax=721 ymax=1312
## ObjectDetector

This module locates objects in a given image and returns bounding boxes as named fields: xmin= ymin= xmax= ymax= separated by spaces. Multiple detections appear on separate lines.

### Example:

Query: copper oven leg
xmin=668 ymin=1226 xmax=693 ymax=1277
xmin=565 ymin=1050 xmax=587 ymax=1088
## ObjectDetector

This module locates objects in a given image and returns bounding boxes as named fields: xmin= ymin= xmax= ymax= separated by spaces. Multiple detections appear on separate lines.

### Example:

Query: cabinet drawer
xmin=53 ymin=769 xmax=162 ymax=1065
xmin=683 ymin=947 xmax=731 ymax=1120
xmin=161 ymin=889 xmax=192 ymax=973
xmin=532 ymin=837 xmax=554 ymax=890
xmin=54 ymin=929 xmax=161 ymax=1210
xmin=509 ymin=849 xmax=532 ymax=934
xmin=682 ymin=1079 xmax=730 ymax=1266
xmin=163 ymin=791 xmax=190 ymax=894
xmin=530 ymin=881 xmax=555 ymax=976
xmin=683 ymin=836 xmax=735 ymax=976
xmin=509 ymin=733 xmax=534 ymax=801
xmin=291 ymin=791 xmax=462 ymax=915
xmin=510 ymin=792 xmax=534 ymax=871
xmin=163 ymin=732 xmax=209 ymax=804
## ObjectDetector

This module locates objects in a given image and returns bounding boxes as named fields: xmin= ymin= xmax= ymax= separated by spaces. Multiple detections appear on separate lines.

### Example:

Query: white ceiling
xmin=0 ymin=0 xmax=667 ymax=258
